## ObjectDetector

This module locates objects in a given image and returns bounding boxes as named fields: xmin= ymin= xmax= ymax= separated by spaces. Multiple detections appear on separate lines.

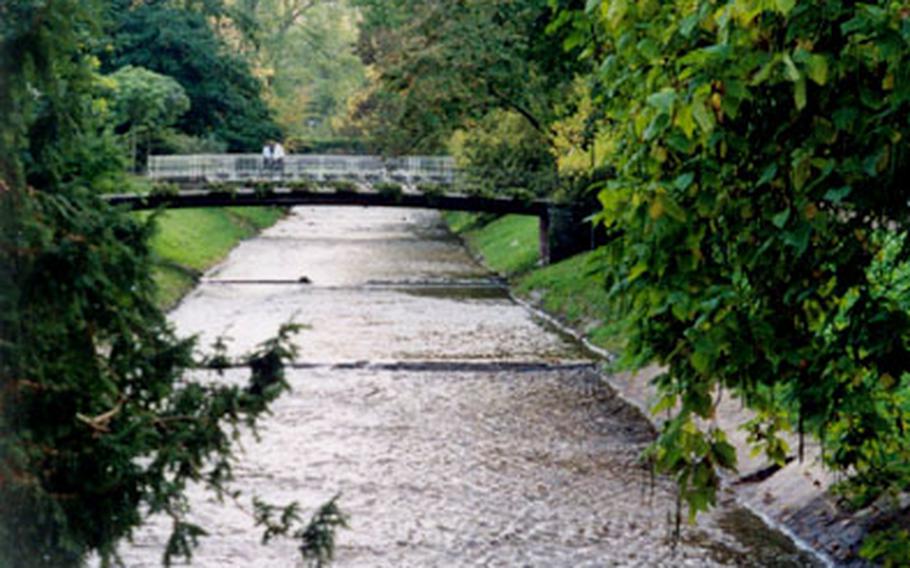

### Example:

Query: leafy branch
xmin=254 ymin=494 xmax=348 ymax=568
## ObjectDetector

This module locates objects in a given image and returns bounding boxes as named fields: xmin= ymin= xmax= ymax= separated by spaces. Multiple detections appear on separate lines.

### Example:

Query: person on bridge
xmin=261 ymin=141 xmax=274 ymax=175
xmin=272 ymin=140 xmax=286 ymax=178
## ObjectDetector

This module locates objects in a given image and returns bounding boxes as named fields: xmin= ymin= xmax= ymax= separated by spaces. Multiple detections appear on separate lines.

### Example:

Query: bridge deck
xmin=103 ymin=187 xmax=550 ymax=217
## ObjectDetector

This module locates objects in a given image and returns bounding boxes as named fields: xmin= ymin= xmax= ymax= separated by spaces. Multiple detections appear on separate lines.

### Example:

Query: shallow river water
xmin=117 ymin=207 xmax=815 ymax=567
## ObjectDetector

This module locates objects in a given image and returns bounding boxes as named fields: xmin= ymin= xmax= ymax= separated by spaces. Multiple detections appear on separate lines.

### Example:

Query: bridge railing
xmin=147 ymin=154 xmax=457 ymax=184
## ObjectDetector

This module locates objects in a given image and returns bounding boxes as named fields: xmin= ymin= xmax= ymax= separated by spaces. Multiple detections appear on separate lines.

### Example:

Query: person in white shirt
xmin=261 ymin=142 xmax=273 ymax=175
xmin=272 ymin=141 xmax=286 ymax=177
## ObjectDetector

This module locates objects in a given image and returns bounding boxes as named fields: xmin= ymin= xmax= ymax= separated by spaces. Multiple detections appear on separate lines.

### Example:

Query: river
xmin=115 ymin=207 xmax=815 ymax=566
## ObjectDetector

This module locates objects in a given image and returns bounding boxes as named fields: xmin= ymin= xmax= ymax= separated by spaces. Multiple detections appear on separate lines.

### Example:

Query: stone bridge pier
xmin=539 ymin=205 xmax=599 ymax=265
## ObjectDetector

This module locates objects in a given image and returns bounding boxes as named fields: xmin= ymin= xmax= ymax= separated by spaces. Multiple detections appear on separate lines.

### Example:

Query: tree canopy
xmin=103 ymin=0 xmax=281 ymax=151
xmin=0 ymin=2 xmax=339 ymax=566
xmin=109 ymin=65 xmax=190 ymax=169
xmin=570 ymin=1 xmax=909 ymax=561
xmin=349 ymin=0 xmax=587 ymax=154
xmin=246 ymin=0 xmax=367 ymax=148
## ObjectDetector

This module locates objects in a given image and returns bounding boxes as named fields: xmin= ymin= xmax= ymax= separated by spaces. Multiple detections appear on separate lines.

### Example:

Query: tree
xmin=241 ymin=0 xmax=367 ymax=146
xmin=1 ymin=2 xmax=340 ymax=566
xmin=349 ymin=0 xmax=587 ymax=155
xmin=450 ymin=110 xmax=557 ymax=198
xmin=104 ymin=0 xmax=281 ymax=151
xmin=109 ymin=66 xmax=190 ymax=170
xmin=557 ymin=1 xmax=910 ymax=560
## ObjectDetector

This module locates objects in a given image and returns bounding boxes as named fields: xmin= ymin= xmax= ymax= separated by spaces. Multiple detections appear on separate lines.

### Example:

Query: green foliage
xmin=204 ymin=181 xmax=242 ymax=194
xmin=0 ymin=188 xmax=294 ymax=567
xmin=109 ymin=65 xmax=190 ymax=170
xmin=451 ymin=110 xmax=558 ymax=198
xmin=154 ymin=131 xmax=228 ymax=155
xmin=104 ymin=0 xmax=281 ymax=151
xmin=252 ymin=181 xmax=275 ymax=196
xmin=860 ymin=526 xmax=910 ymax=567
xmin=563 ymin=0 xmax=910 ymax=547
xmin=0 ymin=0 xmax=125 ymax=191
xmin=253 ymin=493 xmax=348 ymax=568
xmin=350 ymin=0 xmax=587 ymax=154
xmin=298 ymin=495 xmax=348 ymax=567
xmin=150 ymin=181 xmax=180 ymax=196
xmin=416 ymin=182 xmax=446 ymax=197
xmin=286 ymin=179 xmax=317 ymax=192
xmin=0 ymin=2 xmax=338 ymax=565
xmin=109 ymin=66 xmax=190 ymax=127
xmin=373 ymin=181 xmax=403 ymax=199
xmin=290 ymin=136 xmax=370 ymax=155
xmin=242 ymin=0 xmax=366 ymax=142
xmin=327 ymin=180 xmax=358 ymax=194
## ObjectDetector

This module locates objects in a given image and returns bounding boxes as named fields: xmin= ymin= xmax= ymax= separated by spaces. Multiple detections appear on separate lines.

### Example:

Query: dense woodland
xmin=2 ymin=0 xmax=910 ymax=566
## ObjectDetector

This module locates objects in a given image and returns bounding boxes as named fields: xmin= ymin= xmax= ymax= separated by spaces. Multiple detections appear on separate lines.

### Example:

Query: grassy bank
xmin=142 ymin=207 xmax=286 ymax=308
xmin=443 ymin=212 xmax=623 ymax=352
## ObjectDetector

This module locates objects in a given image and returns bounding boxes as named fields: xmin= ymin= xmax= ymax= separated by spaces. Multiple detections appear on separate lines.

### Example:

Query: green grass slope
xmin=516 ymin=251 xmax=623 ymax=351
xmin=447 ymin=213 xmax=540 ymax=276
xmin=143 ymin=207 xmax=285 ymax=308
xmin=444 ymin=212 xmax=621 ymax=351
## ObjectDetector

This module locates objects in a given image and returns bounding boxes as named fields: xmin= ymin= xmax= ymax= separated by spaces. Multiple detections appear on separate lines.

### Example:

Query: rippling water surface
xmin=116 ymin=208 xmax=815 ymax=566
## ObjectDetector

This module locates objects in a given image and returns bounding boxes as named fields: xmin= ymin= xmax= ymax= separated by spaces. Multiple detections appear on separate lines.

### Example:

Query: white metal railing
xmin=147 ymin=154 xmax=456 ymax=184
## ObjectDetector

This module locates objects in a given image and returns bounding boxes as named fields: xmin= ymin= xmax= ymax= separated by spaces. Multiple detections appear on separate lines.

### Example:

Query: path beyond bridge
xmin=104 ymin=154 xmax=597 ymax=264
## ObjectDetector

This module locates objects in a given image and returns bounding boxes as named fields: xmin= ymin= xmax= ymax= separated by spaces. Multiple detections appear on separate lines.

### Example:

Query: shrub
xmin=327 ymin=180 xmax=358 ymax=194
xmin=416 ymin=182 xmax=445 ymax=197
xmin=374 ymin=181 xmax=403 ymax=199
